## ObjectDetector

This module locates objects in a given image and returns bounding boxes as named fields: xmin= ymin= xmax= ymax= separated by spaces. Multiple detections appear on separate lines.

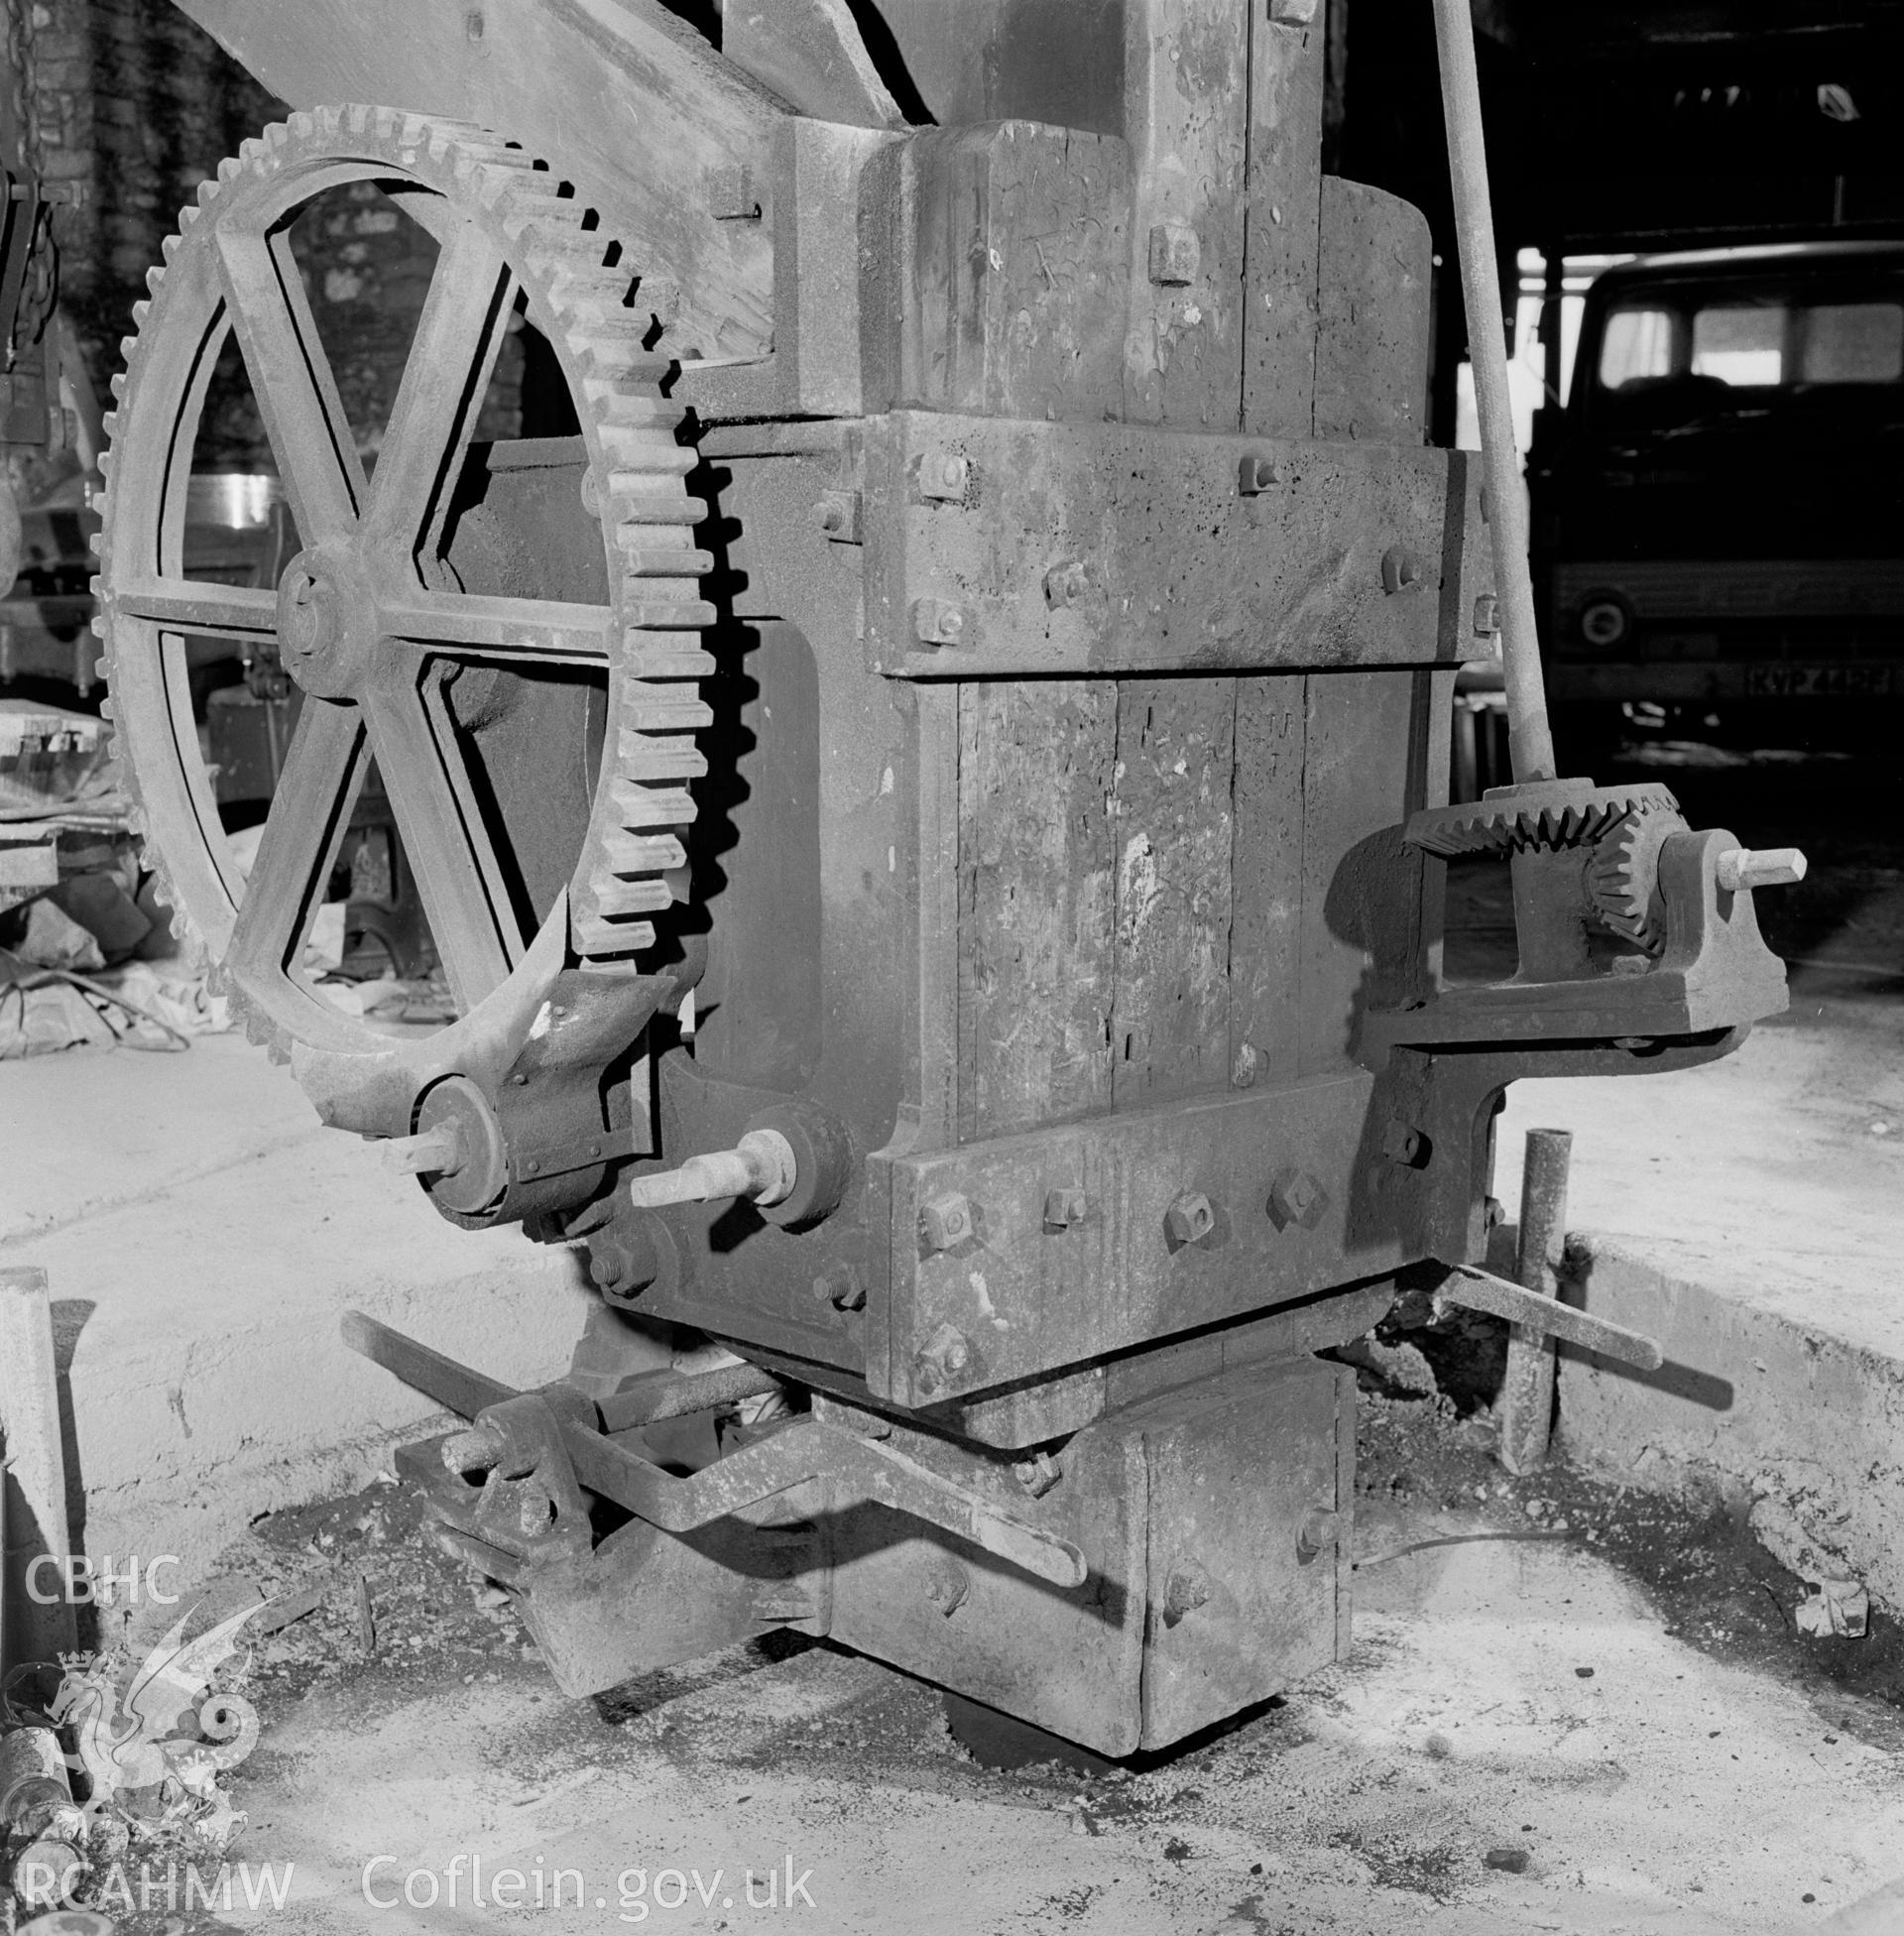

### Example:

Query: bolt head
xmin=1267 ymin=1167 xmax=1329 ymax=1232
xmin=1269 ymin=0 xmax=1319 ymax=21
xmin=1237 ymin=453 xmax=1282 ymax=495
xmin=924 ymin=1558 xmax=970 ymax=1616
xmin=1164 ymin=1190 xmax=1216 ymax=1247
xmin=912 ymin=1322 xmax=971 ymax=1397
xmin=1147 ymin=220 xmax=1200 ymax=287
xmin=1473 ymin=592 xmax=1500 ymax=638
xmin=812 ymin=1262 xmax=867 ymax=1311
xmin=1381 ymin=1120 xmax=1427 ymax=1168
xmin=1043 ymin=560 xmax=1093 ymax=607
xmin=911 ymin=597 xmax=970 ymax=648
xmin=918 ymin=1192 xmax=974 ymax=1253
xmin=1296 ymin=1508 xmax=1343 ymax=1564
xmin=1013 ymin=1450 xmax=1063 ymax=1498
xmin=1381 ymin=545 xmax=1427 ymax=595
xmin=1162 ymin=1559 xmax=1214 ymax=1626
xmin=1042 ymin=1187 xmax=1087 ymax=1231
xmin=918 ymin=451 xmax=970 ymax=501
xmin=811 ymin=489 xmax=861 ymax=542
xmin=706 ymin=162 xmax=759 ymax=219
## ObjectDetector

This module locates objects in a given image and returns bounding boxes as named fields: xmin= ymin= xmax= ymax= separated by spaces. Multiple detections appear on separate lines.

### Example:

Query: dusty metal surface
xmin=95 ymin=0 xmax=1805 ymax=1756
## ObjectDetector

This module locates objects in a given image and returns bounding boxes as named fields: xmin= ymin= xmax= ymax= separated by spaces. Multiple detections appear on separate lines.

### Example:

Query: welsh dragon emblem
xmin=5 ymin=1600 xmax=263 ymax=1835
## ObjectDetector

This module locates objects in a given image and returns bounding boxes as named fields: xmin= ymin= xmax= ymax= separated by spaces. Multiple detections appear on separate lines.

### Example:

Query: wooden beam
xmin=175 ymin=0 xmax=779 ymax=362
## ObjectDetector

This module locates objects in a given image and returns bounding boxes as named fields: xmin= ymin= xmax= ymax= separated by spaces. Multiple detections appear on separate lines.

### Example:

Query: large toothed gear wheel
xmin=1587 ymin=801 xmax=1691 ymax=954
xmin=95 ymin=107 xmax=713 ymax=1132
xmin=1406 ymin=777 xmax=1683 ymax=859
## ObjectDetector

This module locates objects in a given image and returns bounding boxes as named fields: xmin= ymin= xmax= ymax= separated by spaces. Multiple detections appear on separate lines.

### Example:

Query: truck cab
xmin=1533 ymin=241 xmax=1904 ymax=731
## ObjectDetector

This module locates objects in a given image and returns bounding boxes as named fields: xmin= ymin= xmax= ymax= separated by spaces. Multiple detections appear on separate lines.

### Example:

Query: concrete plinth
xmin=1496 ymin=997 xmax=1904 ymax=1608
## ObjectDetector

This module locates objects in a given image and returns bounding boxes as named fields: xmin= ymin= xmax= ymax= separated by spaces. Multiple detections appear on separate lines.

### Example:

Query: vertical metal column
xmin=1429 ymin=0 xmax=1556 ymax=784
xmin=1497 ymin=1129 xmax=1573 ymax=1475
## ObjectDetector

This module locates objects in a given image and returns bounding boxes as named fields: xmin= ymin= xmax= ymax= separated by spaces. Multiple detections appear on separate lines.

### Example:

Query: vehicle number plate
xmin=1742 ymin=665 xmax=1896 ymax=698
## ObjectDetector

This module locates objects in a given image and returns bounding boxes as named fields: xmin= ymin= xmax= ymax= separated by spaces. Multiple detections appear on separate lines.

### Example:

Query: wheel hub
xmin=274 ymin=544 xmax=382 ymax=697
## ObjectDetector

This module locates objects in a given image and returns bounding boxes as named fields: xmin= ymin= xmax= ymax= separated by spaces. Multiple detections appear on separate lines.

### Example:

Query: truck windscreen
xmin=1592 ymin=281 xmax=1904 ymax=419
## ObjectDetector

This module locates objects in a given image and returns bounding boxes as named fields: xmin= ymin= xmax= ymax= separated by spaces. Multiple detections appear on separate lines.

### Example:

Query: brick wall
xmin=31 ymin=0 xmax=522 ymax=469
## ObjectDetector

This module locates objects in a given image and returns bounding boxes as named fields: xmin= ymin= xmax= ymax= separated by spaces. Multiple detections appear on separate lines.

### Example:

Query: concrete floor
xmin=220 ymin=1504 xmax=1901 ymax=1936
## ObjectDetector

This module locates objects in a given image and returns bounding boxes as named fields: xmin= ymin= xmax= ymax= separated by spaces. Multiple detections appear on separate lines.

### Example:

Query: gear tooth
xmin=96 ymin=687 xmax=114 ymax=716
xmin=87 ymin=573 xmax=101 ymax=597
xmin=160 ymin=234 xmax=179 ymax=263
xmin=217 ymin=154 xmax=245 ymax=182
xmin=344 ymin=104 xmax=373 ymax=135
xmin=285 ymin=110 xmax=316 ymax=142
xmin=109 ymin=370 xmax=126 ymax=401
xmin=312 ymin=104 xmax=344 ymax=135
xmin=97 ymin=448 xmax=114 ymax=479
xmin=178 ymin=202 xmax=201 ymax=228
xmin=118 ymin=333 xmax=138 ymax=361
xmin=195 ymin=178 xmax=220 ymax=208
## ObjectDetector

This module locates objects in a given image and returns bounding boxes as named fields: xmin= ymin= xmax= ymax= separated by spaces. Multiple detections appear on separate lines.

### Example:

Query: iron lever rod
xmin=1433 ymin=1263 xmax=1665 ymax=1372
xmin=1430 ymin=0 xmax=1556 ymax=783
xmin=342 ymin=1312 xmax=1088 ymax=1590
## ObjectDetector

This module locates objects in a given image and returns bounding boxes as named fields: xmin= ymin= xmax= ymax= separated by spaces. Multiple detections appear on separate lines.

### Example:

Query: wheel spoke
xmin=118 ymin=578 xmax=278 ymax=642
xmin=365 ymin=219 xmax=517 ymax=554
xmin=360 ymin=662 xmax=521 ymax=1009
xmin=380 ymin=591 xmax=616 ymax=663
xmin=225 ymin=695 xmax=367 ymax=984
xmin=213 ymin=227 xmax=367 ymax=544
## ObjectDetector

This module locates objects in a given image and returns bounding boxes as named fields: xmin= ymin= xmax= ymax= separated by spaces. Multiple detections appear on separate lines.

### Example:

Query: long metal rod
xmin=1498 ymin=1128 xmax=1575 ymax=1474
xmin=1430 ymin=0 xmax=1556 ymax=783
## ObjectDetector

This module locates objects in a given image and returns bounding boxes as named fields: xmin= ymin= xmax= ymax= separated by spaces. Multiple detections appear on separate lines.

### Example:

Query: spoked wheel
xmin=97 ymin=106 xmax=713 ymax=1136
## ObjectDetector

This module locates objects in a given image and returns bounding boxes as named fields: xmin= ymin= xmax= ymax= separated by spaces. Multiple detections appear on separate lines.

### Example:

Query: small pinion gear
xmin=1586 ymin=800 xmax=1690 ymax=954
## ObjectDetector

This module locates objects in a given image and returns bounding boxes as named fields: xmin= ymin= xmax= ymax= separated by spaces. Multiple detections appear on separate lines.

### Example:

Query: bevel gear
xmin=1586 ymin=800 xmax=1691 ymax=954
xmin=94 ymin=106 xmax=713 ymax=1116
xmin=1406 ymin=777 xmax=1682 ymax=859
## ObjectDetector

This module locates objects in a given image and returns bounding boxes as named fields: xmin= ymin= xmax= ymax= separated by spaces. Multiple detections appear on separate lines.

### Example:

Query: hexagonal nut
xmin=918 ymin=1191 xmax=974 ymax=1254
xmin=1473 ymin=591 xmax=1500 ymax=639
xmin=1042 ymin=1187 xmax=1087 ymax=1233
xmin=1013 ymin=1450 xmax=1064 ymax=1499
xmin=811 ymin=488 xmax=862 ymax=543
xmin=911 ymin=597 xmax=970 ymax=648
xmin=912 ymin=1321 xmax=971 ymax=1397
xmin=918 ymin=450 xmax=970 ymax=501
xmin=1267 ymin=1166 xmax=1329 ymax=1232
xmin=1381 ymin=1119 xmax=1428 ymax=1169
xmin=1163 ymin=1189 xmax=1216 ymax=1248
xmin=586 ymin=1221 xmax=659 ymax=1300
xmin=1146 ymin=219 xmax=1200 ymax=287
